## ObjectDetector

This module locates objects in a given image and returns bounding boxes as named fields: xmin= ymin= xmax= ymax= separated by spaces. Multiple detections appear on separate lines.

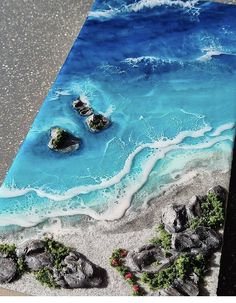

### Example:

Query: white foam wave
xmin=89 ymin=0 xmax=199 ymax=19
xmin=210 ymin=122 xmax=235 ymax=137
xmin=0 ymin=125 xmax=212 ymax=202
xmin=197 ymin=50 xmax=223 ymax=62
xmin=0 ymin=130 xmax=232 ymax=227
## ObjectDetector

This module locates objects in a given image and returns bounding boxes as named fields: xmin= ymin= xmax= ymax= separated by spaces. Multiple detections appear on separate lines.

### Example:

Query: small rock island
xmin=73 ymin=97 xmax=93 ymax=116
xmin=86 ymin=114 xmax=110 ymax=133
xmin=48 ymin=127 xmax=81 ymax=153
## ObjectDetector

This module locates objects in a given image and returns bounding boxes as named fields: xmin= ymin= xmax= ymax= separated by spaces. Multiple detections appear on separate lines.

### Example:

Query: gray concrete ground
xmin=0 ymin=0 xmax=93 ymax=183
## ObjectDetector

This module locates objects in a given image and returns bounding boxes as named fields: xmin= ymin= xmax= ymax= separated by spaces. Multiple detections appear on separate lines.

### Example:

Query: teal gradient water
xmin=0 ymin=0 xmax=236 ymax=230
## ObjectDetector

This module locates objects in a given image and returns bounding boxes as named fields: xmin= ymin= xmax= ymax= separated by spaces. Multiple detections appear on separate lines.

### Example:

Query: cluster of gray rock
xmin=126 ymin=185 xmax=227 ymax=296
xmin=48 ymin=97 xmax=111 ymax=153
xmin=0 ymin=239 xmax=106 ymax=289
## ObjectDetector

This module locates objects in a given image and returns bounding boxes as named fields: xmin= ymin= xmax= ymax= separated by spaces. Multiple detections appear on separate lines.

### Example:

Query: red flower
xmin=124 ymin=273 xmax=133 ymax=280
xmin=120 ymin=249 xmax=128 ymax=257
xmin=111 ymin=259 xmax=120 ymax=267
xmin=133 ymin=285 xmax=140 ymax=293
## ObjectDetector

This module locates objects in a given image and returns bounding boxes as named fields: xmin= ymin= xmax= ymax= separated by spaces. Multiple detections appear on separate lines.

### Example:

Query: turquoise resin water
xmin=0 ymin=0 xmax=236 ymax=229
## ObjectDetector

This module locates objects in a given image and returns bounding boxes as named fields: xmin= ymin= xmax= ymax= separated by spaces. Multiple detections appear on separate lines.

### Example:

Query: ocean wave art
xmin=0 ymin=0 xmax=236 ymax=296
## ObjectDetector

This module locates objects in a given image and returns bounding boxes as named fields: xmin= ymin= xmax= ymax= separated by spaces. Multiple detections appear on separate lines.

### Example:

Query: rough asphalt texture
xmin=0 ymin=0 xmax=93 ymax=183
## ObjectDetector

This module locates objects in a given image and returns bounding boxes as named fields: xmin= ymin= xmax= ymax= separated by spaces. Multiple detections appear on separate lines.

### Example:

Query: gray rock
xmin=48 ymin=128 xmax=80 ymax=153
xmin=0 ymin=257 xmax=17 ymax=283
xmin=162 ymin=204 xmax=188 ymax=233
xmin=16 ymin=239 xmax=45 ymax=258
xmin=25 ymin=252 xmax=53 ymax=271
xmin=192 ymin=226 xmax=222 ymax=256
xmin=172 ymin=230 xmax=201 ymax=252
xmin=59 ymin=251 xmax=104 ymax=288
xmin=126 ymin=245 xmax=166 ymax=272
xmin=73 ymin=99 xmax=93 ymax=116
xmin=208 ymin=185 xmax=227 ymax=206
xmin=187 ymin=196 xmax=202 ymax=219
xmin=159 ymin=286 xmax=182 ymax=296
xmin=86 ymin=114 xmax=110 ymax=133
xmin=173 ymin=278 xmax=199 ymax=296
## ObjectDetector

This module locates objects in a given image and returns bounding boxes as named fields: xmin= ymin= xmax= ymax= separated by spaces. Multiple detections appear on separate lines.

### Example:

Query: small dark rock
xmin=73 ymin=98 xmax=93 ymax=116
xmin=162 ymin=204 xmax=188 ymax=233
xmin=86 ymin=114 xmax=110 ymax=133
xmin=173 ymin=277 xmax=199 ymax=296
xmin=0 ymin=257 xmax=17 ymax=283
xmin=126 ymin=245 xmax=166 ymax=272
xmin=159 ymin=286 xmax=182 ymax=296
xmin=25 ymin=252 xmax=53 ymax=271
xmin=187 ymin=196 xmax=203 ymax=219
xmin=48 ymin=128 xmax=81 ymax=153
xmin=16 ymin=239 xmax=45 ymax=258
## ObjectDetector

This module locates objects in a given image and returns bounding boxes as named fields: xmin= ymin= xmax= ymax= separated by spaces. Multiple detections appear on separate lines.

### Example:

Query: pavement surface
xmin=0 ymin=0 xmax=235 ymax=297
xmin=0 ymin=0 xmax=93 ymax=183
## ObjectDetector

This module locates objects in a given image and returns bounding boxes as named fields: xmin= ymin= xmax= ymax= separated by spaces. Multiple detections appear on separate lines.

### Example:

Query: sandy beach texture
xmin=0 ymin=168 xmax=230 ymax=296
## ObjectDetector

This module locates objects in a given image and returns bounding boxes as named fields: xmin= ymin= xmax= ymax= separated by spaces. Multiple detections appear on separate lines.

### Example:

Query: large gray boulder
xmin=187 ymin=196 xmax=202 ymax=219
xmin=162 ymin=204 xmax=188 ymax=233
xmin=172 ymin=230 xmax=201 ymax=252
xmin=16 ymin=239 xmax=45 ymax=258
xmin=173 ymin=277 xmax=199 ymax=296
xmin=0 ymin=257 xmax=17 ymax=283
xmin=126 ymin=244 xmax=167 ymax=272
xmin=172 ymin=226 xmax=221 ymax=255
xmin=56 ymin=251 xmax=105 ymax=288
xmin=191 ymin=226 xmax=222 ymax=256
xmin=25 ymin=252 xmax=53 ymax=271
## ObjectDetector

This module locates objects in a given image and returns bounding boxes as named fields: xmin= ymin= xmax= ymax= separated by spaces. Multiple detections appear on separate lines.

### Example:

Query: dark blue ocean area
xmin=0 ymin=0 xmax=236 ymax=230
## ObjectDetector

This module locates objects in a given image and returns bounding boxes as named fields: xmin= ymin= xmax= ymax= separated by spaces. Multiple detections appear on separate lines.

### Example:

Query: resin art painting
xmin=0 ymin=0 xmax=236 ymax=296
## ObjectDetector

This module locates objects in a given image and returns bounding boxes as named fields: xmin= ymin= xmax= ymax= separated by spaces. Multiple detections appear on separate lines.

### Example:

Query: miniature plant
xmin=35 ymin=268 xmax=58 ymax=289
xmin=149 ymin=224 xmax=172 ymax=250
xmin=110 ymin=248 xmax=145 ymax=296
xmin=141 ymin=253 xmax=206 ymax=291
xmin=44 ymin=237 xmax=71 ymax=269
xmin=189 ymin=192 xmax=224 ymax=230
xmin=17 ymin=257 xmax=27 ymax=275
xmin=0 ymin=243 xmax=16 ymax=258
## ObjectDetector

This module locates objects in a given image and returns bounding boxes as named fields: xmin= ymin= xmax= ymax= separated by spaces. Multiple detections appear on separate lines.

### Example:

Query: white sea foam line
xmin=197 ymin=50 xmax=223 ymax=62
xmin=210 ymin=122 xmax=235 ymax=137
xmin=0 ymin=125 xmax=212 ymax=202
xmin=89 ymin=0 xmax=199 ymax=19
xmin=0 ymin=136 xmax=232 ymax=227
xmin=0 ymin=132 xmax=232 ymax=227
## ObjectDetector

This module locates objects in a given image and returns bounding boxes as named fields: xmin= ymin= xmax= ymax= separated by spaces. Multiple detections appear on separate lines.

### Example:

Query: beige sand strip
xmin=0 ymin=287 xmax=27 ymax=296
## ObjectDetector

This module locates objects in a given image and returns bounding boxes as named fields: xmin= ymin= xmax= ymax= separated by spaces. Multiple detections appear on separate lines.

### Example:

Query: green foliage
xmin=35 ymin=268 xmax=58 ymax=289
xmin=17 ymin=257 xmax=27 ymax=275
xmin=44 ymin=238 xmax=71 ymax=269
xmin=141 ymin=254 xmax=206 ymax=290
xmin=149 ymin=224 xmax=172 ymax=250
xmin=0 ymin=243 xmax=16 ymax=258
xmin=189 ymin=193 xmax=224 ymax=230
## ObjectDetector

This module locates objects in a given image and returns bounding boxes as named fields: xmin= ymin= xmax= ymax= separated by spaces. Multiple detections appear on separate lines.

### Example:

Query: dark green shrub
xmin=0 ymin=243 xmax=16 ymax=258
xmin=44 ymin=238 xmax=71 ymax=269
xmin=149 ymin=224 xmax=172 ymax=250
xmin=35 ymin=268 xmax=58 ymax=288
xmin=189 ymin=192 xmax=224 ymax=230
